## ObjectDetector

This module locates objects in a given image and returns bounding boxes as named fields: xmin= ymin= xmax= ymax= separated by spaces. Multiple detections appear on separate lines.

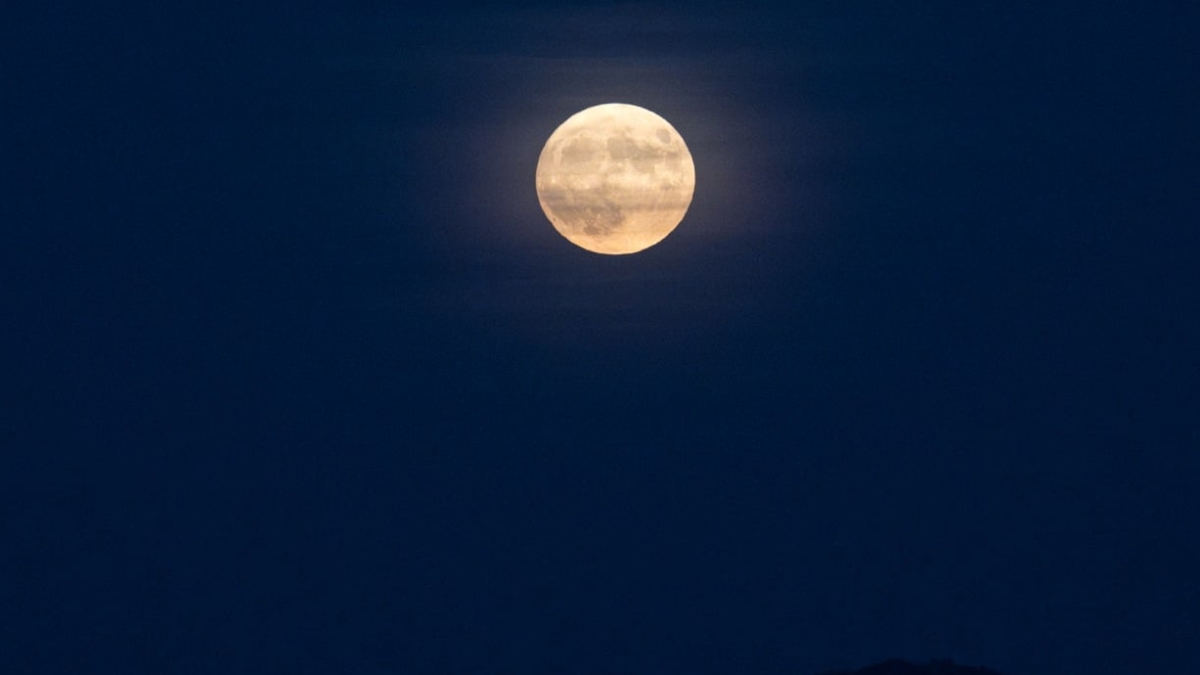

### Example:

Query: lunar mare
xmin=536 ymin=103 xmax=695 ymax=255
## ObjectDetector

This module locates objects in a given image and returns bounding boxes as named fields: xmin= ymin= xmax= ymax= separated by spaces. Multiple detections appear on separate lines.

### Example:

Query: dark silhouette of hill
xmin=820 ymin=658 xmax=1006 ymax=675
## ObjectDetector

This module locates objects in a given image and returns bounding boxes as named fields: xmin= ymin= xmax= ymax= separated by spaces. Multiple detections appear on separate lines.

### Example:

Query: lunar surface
xmin=536 ymin=103 xmax=695 ymax=255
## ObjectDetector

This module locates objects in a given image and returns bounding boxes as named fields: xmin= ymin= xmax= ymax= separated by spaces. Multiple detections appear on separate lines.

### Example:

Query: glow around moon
xmin=536 ymin=103 xmax=695 ymax=255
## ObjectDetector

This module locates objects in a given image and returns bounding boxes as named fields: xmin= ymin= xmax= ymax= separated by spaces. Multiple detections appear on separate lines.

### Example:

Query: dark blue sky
xmin=4 ymin=3 xmax=1198 ymax=674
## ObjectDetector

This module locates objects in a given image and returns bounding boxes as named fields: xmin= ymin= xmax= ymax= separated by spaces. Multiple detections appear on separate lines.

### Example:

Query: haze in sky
xmin=3 ymin=3 xmax=1196 ymax=674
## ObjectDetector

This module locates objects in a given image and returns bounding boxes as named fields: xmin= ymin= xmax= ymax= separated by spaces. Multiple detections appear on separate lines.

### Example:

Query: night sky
xmin=4 ymin=3 xmax=1198 ymax=674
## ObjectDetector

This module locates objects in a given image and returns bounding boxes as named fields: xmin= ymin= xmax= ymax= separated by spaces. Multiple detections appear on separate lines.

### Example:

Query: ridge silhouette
xmin=820 ymin=659 xmax=1005 ymax=675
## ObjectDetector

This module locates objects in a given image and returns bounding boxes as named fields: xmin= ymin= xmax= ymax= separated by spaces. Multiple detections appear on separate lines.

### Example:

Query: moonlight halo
xmin=535 ymin=104 xmax=695 ymax=255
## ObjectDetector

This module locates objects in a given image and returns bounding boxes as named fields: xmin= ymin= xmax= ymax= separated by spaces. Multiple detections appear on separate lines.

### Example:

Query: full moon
xmin=535 ymin=103 xmax=695 ymax=255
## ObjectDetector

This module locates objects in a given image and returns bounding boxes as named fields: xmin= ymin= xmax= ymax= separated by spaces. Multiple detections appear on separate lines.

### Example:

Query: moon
xmin=536 ymin=103 xmax=695 ymax=255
